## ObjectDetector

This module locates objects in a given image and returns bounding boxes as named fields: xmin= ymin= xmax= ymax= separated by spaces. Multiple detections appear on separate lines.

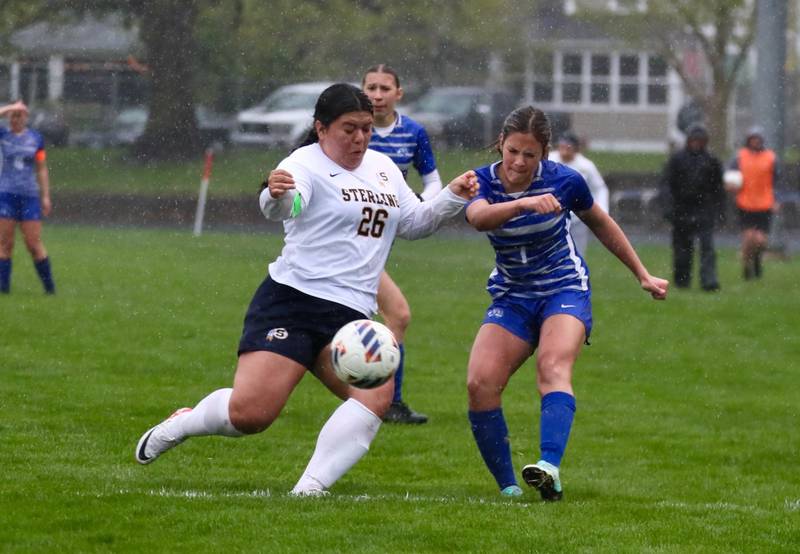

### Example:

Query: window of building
xmin=531 ymin=49 xmax=669 ymax=109
xmin=590 ymin=54 xmax=610 ymax=104
xmin=531 ymin=50 xmax=554 ymax=103
xmin=561 ymin=53 xmax=583 ymax=104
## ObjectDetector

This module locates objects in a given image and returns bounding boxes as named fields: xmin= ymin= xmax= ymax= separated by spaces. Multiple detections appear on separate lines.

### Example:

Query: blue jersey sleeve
xmin=467 ymin=166 xmax=493 ymax=207
xmin=412 ymin=126 xmax=437 ymax=176
xmin=565 ymin=172 xmax=594 ymax=213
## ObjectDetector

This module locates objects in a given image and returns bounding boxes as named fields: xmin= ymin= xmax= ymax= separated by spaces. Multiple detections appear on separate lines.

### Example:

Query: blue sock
xmin=0 ymin=258 xmax=10 ymax=293
xmin=469 ymin=408 xmax=517 ymax=490
xmin=34 ymin=257 xmax=55 ymax=294
xmin=539 ymin=391 xmax=576 ymax=467
xmin=392 ymin=343 xmax=405 ymax=403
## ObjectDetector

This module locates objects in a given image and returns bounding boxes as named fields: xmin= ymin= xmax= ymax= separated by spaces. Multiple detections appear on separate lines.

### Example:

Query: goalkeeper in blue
xmin=464 ymin=106 xmax=668 ymax=500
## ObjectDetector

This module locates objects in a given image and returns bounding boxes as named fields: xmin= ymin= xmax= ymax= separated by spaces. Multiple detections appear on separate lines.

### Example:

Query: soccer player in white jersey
xmin=363 ymin=64 xmax=443 ymax=424
xmin=464 ymin=106 xmax=668 ymax=500
xmin=548 ymin=132 xmax=609 ymax=256
xmin=0 ymin=100 xmax=55 ymax=294
xmin=134 ymin=84 xmax=478 ymax=496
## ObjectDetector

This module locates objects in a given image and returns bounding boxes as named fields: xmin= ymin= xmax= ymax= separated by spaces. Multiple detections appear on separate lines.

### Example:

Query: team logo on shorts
xmin=266 ymin=328 xmax=289 ymax=341
xmin=487 ymin=307 xmax=504 ymax=318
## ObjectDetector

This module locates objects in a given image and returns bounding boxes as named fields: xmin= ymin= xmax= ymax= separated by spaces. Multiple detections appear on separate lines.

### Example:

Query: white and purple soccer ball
xmin=331 ymin=319 xmax=400 ymax=389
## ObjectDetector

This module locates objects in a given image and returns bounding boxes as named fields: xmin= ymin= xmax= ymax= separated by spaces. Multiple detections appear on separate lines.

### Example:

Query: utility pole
xmin=753 ymin=0 xmax=787 ymax=158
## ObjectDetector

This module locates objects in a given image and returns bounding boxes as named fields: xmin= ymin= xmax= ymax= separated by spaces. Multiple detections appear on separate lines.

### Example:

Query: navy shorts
xmin=0 ymin=192 xmax=41 ymax=221
xmin=482 ymin=289 xmax=593 ymax=347
xmin=238 ymin=276 xmax=367 ymax=370
xmin=737 ymin=209 xmax=771 ymax=233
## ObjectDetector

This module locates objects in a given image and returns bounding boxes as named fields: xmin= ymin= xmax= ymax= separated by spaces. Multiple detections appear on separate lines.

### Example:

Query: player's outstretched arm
xmin=466 ymin=192 xmax=561 ymax=231
xmin=259 ymin=169 xmax=299 ymax=221
xmin=580 ymin=204 xmax=668 ymax=300
xmin=446 ymin=170 xmax=479 ymax=201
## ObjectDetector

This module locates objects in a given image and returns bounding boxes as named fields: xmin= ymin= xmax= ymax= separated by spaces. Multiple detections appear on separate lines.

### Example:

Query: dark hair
xmin=296 ymin=83 xmax=373 ymax=149
xmin=557 ymin=131 xmax=580 ymax=149
xmin=362 ymin=64 xmax=400 ymax=88
xmin=495 ymin=106 xmax=551 ymax=155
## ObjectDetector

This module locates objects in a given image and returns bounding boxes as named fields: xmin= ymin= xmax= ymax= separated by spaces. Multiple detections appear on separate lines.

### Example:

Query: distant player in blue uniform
xmin=0 ymin=100 xmax=55 ymax=294
xmin=362 ymin=65 xmax=443 ymax=424
xmin=464 ymin=106 xmax=668 ymax=500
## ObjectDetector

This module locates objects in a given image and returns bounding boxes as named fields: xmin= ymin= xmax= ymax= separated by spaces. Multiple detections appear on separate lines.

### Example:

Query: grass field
xmin=46 ymin=146 xmax=667 ymax=198
xmin=2 ymin=225 xmax=799 ymax=552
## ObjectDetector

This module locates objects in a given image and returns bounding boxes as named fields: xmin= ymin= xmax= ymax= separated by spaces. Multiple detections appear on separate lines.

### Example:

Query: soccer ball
xmin=723 ymin=169 xmax=743 ymax=191
xmin=331 ymin=319 xmax=400 ymax=389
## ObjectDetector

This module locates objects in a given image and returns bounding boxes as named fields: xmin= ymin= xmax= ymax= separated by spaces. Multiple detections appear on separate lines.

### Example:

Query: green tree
xmin=575 ymin=0 xmax=756 ymax=155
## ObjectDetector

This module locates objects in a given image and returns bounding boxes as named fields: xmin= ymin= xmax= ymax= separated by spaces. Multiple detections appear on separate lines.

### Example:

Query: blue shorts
xmin=238 ymin=276 xmax=367 ymax=370
xmin=0 ymin=192 xmax=41 ymax=221
xmin=482 ymin=289 xmax=593 ymax=347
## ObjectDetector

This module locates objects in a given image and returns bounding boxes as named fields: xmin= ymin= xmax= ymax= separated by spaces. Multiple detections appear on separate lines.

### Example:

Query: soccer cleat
xmin=500 ymin=485 xmax=523 ymax=497
xmin=382 ymin=401 xmax=428 ymax=424
xmin=522 ymin=460 xmax=563 ymax=501
xmin=135 ymin=407 xmax=192 ymax=465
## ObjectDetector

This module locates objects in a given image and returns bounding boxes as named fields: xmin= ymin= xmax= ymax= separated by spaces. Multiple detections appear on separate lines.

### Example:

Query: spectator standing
xmin=662 ymin=124 xmax=724 ymax=291
xmin=727 ymin=126 xmax=779 ymax=280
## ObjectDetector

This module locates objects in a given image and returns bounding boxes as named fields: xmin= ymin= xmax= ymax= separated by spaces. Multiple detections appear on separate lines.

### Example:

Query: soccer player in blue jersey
xmin=362 ymin=65 xmax=443 ymax=424
xmin=464 ymin=106 xmax=668 ymax=500
xmin=0 ymin=100 xmax=55 ymax=294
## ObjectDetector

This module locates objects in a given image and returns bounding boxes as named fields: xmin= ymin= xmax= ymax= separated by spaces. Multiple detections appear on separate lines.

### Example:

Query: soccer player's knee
xmin=466 ymin=374 xmax=501 ymax=402
xmin=536 ymin=353 xmax=569 ymax=385
xmin=385 ymin=304 xmax=411 ymax=333
xmin=0 ymin=235 xmax=13 ymax=254
xmin=228 ymin=402 xmax=274 ymax=434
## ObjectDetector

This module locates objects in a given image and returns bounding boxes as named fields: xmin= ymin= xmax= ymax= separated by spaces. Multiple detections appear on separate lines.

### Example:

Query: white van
xmin=230 ymin=82 xmax=335 ymax=148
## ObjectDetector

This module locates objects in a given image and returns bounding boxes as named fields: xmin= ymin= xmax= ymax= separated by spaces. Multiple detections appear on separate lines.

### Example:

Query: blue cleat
xmin=500 ymin=485 xmax=523 ymax=497
xmin=522 ymin=460 xmax=563 ymax=501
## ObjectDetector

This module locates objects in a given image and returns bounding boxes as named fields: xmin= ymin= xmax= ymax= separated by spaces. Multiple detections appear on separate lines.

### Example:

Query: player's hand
xmin=640 ymin=274 xmax=668 ymax=300
xmin=447 ymin=170 xmax=479 ymax=200
xmin=267 ymin=169 xmax=295 ymax=199
xmin=518 ymin=193 xmax=561 ymax=214
xmin=40 ymin=195 xmax=52 ymax=217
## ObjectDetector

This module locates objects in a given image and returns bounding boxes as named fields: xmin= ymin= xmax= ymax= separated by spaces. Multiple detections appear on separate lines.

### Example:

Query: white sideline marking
xmin=785 ymin=499 xmax=800 ymax=511
xmin=80 ymin=490 xmax=797 ymax=513
xmin=655 ymin=500 xmax=764 ymax=515
xmin=82 ymin=488 xmax=540 ymax=508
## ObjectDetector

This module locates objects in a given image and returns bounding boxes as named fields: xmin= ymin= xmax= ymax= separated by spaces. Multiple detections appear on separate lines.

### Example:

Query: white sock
xmin=175 ymin=388 xmax=243 ymax=438
xmin=292 ymin=398 xmax=382 ymax=493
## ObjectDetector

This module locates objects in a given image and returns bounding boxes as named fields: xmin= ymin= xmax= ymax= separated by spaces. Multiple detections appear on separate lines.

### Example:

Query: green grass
xmin=47 ymin=146 xmax=663 ymax=198
xmin=47 ymin=147 xmax=496 ymax=198
xmin=2 ymin=226 xmax=799 ymax=552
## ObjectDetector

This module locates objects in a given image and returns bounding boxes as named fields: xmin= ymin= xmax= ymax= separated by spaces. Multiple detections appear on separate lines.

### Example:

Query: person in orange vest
xmin=725 ymin=127 xmax=780 ymax=280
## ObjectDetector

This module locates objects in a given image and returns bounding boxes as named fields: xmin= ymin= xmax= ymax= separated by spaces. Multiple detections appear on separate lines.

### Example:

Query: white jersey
xmin=549 ymin=152 xmax=609 ymax=214
xmin=262 ymin=143 xmax=465 ymax=316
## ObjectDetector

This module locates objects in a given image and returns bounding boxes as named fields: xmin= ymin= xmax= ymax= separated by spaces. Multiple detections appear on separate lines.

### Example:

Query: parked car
xmin=230 ymin=82 xmax=335 ymax=148
xmin=71 ymin=105 xmax=235 ymax=148
xmin=406 ymin=86 xmax=519 ymax=149
xmin=30 ymin=108 xmax=70 ymax=147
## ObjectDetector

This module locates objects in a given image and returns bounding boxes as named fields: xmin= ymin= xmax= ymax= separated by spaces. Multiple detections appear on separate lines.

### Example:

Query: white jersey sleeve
xmin=395 ymin=178 xmax=466 ymax=240
xmin=578 ymin=154 xmax=609 ymax=213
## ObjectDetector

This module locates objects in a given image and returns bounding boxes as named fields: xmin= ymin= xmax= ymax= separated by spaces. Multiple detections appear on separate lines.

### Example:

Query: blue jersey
xmin=368 ymin=113 xmax=436 ymax=178
xmin=0 ymin=126 xmax=44 ymax=196
xmin=471 ymin=160 xmax=594 ymax=299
